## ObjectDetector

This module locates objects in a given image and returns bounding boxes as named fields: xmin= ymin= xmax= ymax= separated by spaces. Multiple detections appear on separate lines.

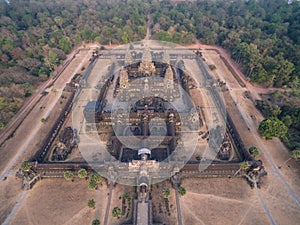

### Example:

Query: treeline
xmin=0 ymin=0 xmax=148 ymax=130
xmin=256 ymin=91 xmax=300 ymax=150
xmin=0 ymin=0 xmax=300 ymax=130
xmin=149 ymin=0 xmax=300 ymax=89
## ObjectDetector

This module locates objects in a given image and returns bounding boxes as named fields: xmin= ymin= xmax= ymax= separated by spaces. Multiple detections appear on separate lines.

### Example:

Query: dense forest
xmin=150 ymin=0 xmax=300 ymax=88
xmin=0 ymin=0 xmax=299 ymax=144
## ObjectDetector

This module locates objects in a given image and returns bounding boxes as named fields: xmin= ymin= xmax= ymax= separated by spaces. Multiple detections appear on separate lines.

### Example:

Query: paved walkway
xmin=103 ymin=182 xmax=113 ymax=225
xmin=174 ymin=186 xmax=183 ymax=225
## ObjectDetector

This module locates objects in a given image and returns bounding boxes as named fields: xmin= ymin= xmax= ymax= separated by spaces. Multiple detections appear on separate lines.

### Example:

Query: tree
xmin=178 ymin=186 xmax=186 ymax=196
xmin=281 ymin=115 xmax=292 ymax=128
xmin=64 ymin=171 xmax=73 ymax=181
xmin=258 ymin=117 xmax=288 ymax=139
xmin=138 ymin=26 xmax=146 ymax=38
xmin=240 ymin=161 xmax=250 ymax=170
xmin=21 ymin=162 xmax=32 ymax=172
xmin=92 ymin=219 xmax=100 ymax=225
xmin=112 ymin=207 xmax=121 ymax=218
xmin=45 ymin=50 xmax=59 ymax=71
xmin=58 ymin=36 xmax=72 ymax=54
xmin=51 ymin=88 xmax=57 ymax=93
xmin=88 ymin=180 xmax=97 ymax=190
xmin=123 ymin=193 xmax=131 ymax=201
xmin=247 ymin=43 xmax=261 ymax=77
xmin=291 ymin=150 xmax=300 ymax=159
xmin=265 ymin=105 xmax=281 ymax=118
xmin=162 ymin=188 xmax=170 ymax=198
xmin=249 ymin=146 xmax=260 ymax=158
xmin=233 ymin=161 xmax=250 ymax=177
xmin=273 ymin=54 xmax=295 ymax=87
xmin=78 ymin=168 xmax=87 ymax=179
xmin=88 ymin=199 xmax=96 ymax=209
xmin=89 ymin=173 xmax=103 ymax=184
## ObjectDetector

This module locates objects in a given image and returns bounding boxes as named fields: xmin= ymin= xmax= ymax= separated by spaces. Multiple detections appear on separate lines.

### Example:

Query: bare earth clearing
xmin=152 ymin=181 xmax=178 ymax=225
xmin=180 ymin=178 xmax=269 ymax=225
xmin=9 ymin=179 xmax=108 ymax=225
xmin=107 ymin=185 xmax=135 ymax=225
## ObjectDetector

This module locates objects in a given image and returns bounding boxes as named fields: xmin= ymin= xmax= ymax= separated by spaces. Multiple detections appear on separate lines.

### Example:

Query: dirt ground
xmin=151 ymin=180 xmax=178 ymax=225
xmin=180 ymin=176 xmax=300 ymax=225
xmin=8 ymin=178 xmax=108 ymax=225
xmin=0 ymin=176 xmax=23 ymax=223
xmin=107 ymin=184 xmax=135 ymax=225
xmin=180 ymin=178 xmax=270 ymax=225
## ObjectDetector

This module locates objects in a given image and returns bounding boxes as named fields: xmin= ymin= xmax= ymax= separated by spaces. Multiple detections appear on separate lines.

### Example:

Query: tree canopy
xmin=78 ymin=168 xmax=87 ymax=179
xmin=92 ymin=219 xmax=100 ymax=225
xmin=0 ymin=0 xmax=299 ymax=130
xmin=88 ymin=199 xmax=96 ymax=209
xmin=178 ymin=186 xmax=186 ymax=196
xmin=112 ymin=207 xmax=121 ymax=218
xmin=249 ymin=146 xmax=260 ymax=158
xmin=162 ymin=188 xmax=171 ymax=198
xmin=64 ymin=171 xmax=73 ymax=181
xmin=259 ymin=117 xmax=288 ymax=139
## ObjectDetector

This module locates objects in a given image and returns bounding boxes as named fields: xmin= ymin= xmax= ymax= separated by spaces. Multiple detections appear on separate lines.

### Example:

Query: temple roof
xmin=142 ymin=45 xmax=152 ymax=63
xmin=138 ymin=148 xmax=151 ymax=155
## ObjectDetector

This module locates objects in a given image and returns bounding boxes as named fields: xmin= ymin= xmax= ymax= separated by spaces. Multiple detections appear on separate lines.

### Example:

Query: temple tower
xmin=138 ymin=46 xmax=156 ymax=76
xmin=163 ymin=50 xmax=170 ymax=64
xmin=120 ymin=66 xmax=129 ymax=89
xmin=125 ymin=49 xmax=133 ymax=65
xmin=165 ymin=65 xmax=174 ymax=84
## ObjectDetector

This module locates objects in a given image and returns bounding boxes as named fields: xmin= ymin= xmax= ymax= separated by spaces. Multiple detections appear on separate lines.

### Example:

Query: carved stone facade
xmin=120 ymin=66 xmax=129 ymax=89
xmin=138 ymin=46 xmax=156 ymax=76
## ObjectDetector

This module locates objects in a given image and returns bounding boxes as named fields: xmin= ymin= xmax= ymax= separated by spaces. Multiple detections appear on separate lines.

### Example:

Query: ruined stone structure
xmin=138 ymin=46 xmax=156 ymax=76
xmin=21 ymin=44 xmax=266 ymax=225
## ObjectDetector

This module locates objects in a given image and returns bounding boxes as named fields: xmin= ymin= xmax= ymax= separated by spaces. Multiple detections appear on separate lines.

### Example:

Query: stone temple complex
xmin=20 ymin=41 xmax=266 ymax=225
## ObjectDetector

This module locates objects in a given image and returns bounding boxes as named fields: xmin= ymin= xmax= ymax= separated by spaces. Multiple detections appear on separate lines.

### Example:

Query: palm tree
xmin=233 ymin=161 xmax=250 ymax=177
xmin=123 ymin=193 xmax=131 ymax=201
xmin=249 ymin=146 xmax=259 ymax=158
xmin=88 ymin=180 xmax=97 ymax=190
xmin=112 ymin=207 xmax=121 ymax=218
xmin=78 ymin=168 xmax=87 ymax=179
xmin=88 ymin=199 xmax=96 ymax=209
xmin=162 ymin=188 xmax=170 ymax=198
xmin=178 ymin=186 xmax=186 ymax=196
xmin=92 ymin=219 xmax=100 ymax=225
xmin=64 ymin=171 xmax=73 ymax=181
xmin=278 ymin=150 xmax=300 ymax=169
xmin=240 ymin=161 xmax=250 ymax=170
xmin=89 ymin=173 xmax=103 ymax=184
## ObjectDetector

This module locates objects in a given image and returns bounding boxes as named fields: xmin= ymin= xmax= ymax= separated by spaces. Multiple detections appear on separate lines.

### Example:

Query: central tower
xmin=138 ymin=45 xmax=156 ymax=76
